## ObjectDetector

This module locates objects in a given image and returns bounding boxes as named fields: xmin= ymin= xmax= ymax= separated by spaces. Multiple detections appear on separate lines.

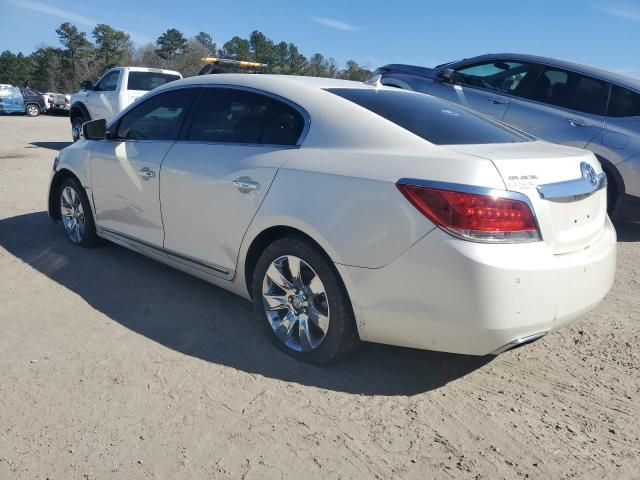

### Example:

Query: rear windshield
xmin=326 ymin=88 xmax=530 ymax=145
xmin=127 ymin=72 xmax=181 ymax=91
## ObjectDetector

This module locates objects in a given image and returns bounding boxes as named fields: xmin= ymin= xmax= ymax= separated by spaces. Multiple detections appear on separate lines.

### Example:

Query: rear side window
xmin=115 ymin=88 xmax=195 ymax=141
xmin=608 ymin=85 xmax=640 ymax=117
xmin=127 ymin=72 xmax=181 ymax=91
xmin=186 ymin=88 xmax=305 ymax=145
xmin=327 ymin=88 xmax=530 ymax=145
xmin=525 ymin=67 xmax=608 ymax=115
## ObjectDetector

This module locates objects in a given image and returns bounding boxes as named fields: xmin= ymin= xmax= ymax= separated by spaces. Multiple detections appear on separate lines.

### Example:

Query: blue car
xmin=0 ymin=85 xmax=45 ymax=116
xmin=372 ymin=54 xmax=640 ymax=221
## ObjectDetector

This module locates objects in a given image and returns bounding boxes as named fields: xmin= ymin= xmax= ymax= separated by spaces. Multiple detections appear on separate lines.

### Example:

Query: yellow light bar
xmin=202 ymin=57 xmax=267 ymax=68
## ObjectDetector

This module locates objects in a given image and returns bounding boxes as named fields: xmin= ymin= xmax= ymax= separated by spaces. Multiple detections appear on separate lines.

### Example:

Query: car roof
xmin=174 ymin=73 xmax=374 ymax=90
xmin=457 ymin=53 xmax=640 ymax=91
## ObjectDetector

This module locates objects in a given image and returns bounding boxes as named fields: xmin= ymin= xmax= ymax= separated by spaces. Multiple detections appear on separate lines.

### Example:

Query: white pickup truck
xmin=69 ymin=66 xmax=182 ymax=141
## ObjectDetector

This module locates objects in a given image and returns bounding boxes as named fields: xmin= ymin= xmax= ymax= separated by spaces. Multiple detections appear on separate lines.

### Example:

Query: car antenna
xmin=364 ymin=73 xmax=382 ymax=88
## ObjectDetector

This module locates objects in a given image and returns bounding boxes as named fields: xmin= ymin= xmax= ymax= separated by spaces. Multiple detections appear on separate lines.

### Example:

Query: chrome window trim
xmin=107 ymin=83 xmax=311 ymax=147
xmin=396 ymin=178 xmax=543 ymax=243
xmin=537 ymin=161 xmax=607 ymax=202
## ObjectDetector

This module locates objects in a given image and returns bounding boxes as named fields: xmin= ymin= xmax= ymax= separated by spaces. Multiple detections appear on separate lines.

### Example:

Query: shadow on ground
xmin=615 ymin=220 xmax=640 ymax=242
xmin=0 ymin=211 xmax=492 ymax=396
xmin=30 ymin=141 xmax=72 ymax=151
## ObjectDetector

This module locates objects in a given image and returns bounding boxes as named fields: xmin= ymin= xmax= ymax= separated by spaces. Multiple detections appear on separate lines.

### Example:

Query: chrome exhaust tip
xmin=491 ymin=332 xmax=547 ymax=356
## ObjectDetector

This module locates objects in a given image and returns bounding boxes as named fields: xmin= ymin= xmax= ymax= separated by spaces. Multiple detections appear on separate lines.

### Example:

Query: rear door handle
xmin=488 ymin=97 xmax=510 ymax=105
xmin=232 ymin=178 xmax=260 ymax=193
xmin=137 ymin=167 xmax=156 ymax=179
xmin=568 ymin=118 xmax=591 ymax=128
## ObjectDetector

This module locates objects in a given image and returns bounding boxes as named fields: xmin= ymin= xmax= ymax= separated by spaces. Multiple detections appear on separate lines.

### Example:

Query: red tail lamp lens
xmin=397 ymin=183 xmax=539 ymax=242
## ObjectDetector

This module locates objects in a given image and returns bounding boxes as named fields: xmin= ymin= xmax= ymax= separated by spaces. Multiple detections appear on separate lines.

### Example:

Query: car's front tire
xmin=252 ymin=236 xmax=359 ymax=365
xmin=26 ymin=104 xmax=40 ymax=117
xmin=58 ymin=177 xmax=99 ymax=247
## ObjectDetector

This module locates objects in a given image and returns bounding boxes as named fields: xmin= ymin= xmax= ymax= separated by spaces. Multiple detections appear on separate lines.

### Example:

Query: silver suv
xmin=373 ymin=53 xmax=640 ymax=221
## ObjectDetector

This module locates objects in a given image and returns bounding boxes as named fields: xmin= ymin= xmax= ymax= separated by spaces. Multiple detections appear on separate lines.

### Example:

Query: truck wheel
xmin=71 ymin=115 xmax=85 ymax=142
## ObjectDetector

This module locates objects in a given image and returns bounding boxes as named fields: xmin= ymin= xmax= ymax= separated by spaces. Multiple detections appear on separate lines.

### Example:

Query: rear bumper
xmin=339 ymin=217 xmax=617 ymax=355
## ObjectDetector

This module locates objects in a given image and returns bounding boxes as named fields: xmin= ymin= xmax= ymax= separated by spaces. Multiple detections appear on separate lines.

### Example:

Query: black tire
xmin=252 ymin=236 xmax=359 ymax=365
xmin=25 ymin=104 xmax=40 ymax=117
xmin=71 ymin=114 xmax=86 ymax=142
xmin=58 ymin=177 xmax=100 ymax=247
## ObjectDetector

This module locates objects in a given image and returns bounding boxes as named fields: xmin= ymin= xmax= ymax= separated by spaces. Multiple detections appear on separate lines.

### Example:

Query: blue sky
xmin=1 ymin=0 xmax=639 ymax=77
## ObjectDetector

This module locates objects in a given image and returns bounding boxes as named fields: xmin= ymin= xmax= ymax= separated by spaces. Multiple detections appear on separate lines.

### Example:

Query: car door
xmin=428 ymin=60 xmax=540 ymax=120
xmin=160 ymin=87 xmax=307 ymax=278
xmin=502 ymin=66 xmax=607 ymax=148
xmin=91 ymin=88 xmax=196 ymax=247
xmin=87 ymin=69 xmax=121 ymax=121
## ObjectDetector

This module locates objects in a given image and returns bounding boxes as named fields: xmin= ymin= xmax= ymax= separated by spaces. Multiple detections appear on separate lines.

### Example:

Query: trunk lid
xmin=451 ymin=141 xmax=608 ymax=254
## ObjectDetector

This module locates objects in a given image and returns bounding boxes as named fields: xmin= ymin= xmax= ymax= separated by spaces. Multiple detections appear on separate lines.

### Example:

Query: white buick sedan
xmin=48 ymin=74 xmax=617 ymax=364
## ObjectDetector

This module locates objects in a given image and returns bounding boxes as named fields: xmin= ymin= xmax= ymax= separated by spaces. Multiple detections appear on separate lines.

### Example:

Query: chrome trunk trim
xmin=537 ymin=162 xmax=607 ymax=202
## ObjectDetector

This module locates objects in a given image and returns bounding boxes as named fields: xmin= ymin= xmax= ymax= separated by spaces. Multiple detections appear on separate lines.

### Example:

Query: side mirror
xmin=80 ymin=80 xmax=94 ymax=90
xmin=438 ymin=68 xmax=456 ymax=83
xmin=82 ymin=119 xmax=107 ymax=140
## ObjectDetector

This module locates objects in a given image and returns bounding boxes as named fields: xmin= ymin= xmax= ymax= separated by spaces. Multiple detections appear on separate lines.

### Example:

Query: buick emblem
xmin=582 ymin=162 xmax=598 ymax=186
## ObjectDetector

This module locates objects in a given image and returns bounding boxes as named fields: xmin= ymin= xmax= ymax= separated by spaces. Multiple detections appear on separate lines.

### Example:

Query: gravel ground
xmin=0 ymin=114 xmax=639 ymax=479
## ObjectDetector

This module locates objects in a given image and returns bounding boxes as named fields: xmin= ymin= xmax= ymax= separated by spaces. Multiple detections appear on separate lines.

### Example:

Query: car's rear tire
xmin=58 ymin=177 xmax=99 ymax=247
xmin=71 ymin=115 xmax=86 ymax=142
xmin=252 ymin=236 xmax=359 ymax=365
xmin=26 ymin=104 xmax=40 ymax=117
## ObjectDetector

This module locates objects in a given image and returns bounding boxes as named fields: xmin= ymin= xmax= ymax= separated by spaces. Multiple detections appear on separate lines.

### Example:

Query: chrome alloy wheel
xmin=60 ymin=186 xmax=86 ymax=243
xmin=262 ymin=255 xmax=330 ymax=352
xmin=26 ymin=104 xmax=39 ymax=116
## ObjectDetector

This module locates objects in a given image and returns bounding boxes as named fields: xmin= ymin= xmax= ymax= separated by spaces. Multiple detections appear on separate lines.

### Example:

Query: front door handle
xmin=232 ymin=178 xmax=260 ymax=193
xmin=137 ymin=167 xmax=156 ymax=179
xmin=568 ymin=118 xmax=591 ymax=128
xmin=488 ymin=97 xmax=510 ymax=105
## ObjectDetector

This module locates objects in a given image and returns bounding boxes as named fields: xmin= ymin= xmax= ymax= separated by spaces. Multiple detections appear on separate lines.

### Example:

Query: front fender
xmin=47 ymin=142 xmax=95 ymax=220
xmin=69 ymin=101 xmax=91 ymax=123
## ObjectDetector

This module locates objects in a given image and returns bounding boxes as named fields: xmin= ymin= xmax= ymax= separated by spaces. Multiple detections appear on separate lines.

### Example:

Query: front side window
xmin=114 ymin=88 xmax=195 ymax=141
xmin=608 ymin=84 xmax=640 ymax=117
xmin=454 ymin=61 xmax=538 ymax=95
xmin=127 ymin=72 xmax=181 ymax=91
xmin=187 ymin=88 xmax=305 ymax=145
xmin=327 ymin=88 xmax=530 ymax=145
xmin=95 ymin=70 xmax=120 ymax=92
xmin=525 ymin=67 xmax=608 ymax=115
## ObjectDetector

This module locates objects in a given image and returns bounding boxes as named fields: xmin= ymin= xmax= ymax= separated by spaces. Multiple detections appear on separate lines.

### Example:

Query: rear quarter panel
xmin=241 ymin=146 xmax=506 ymax=269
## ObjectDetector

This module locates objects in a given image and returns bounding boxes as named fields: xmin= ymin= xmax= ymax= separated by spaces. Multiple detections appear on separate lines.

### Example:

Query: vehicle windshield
xmin=127 ymin=72 xmax=181 ymax=91
xmin=326 ymin=88 xmax=531 ymax=145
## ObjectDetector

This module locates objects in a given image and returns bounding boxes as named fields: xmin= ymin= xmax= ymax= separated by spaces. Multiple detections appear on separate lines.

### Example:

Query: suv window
xmin=327 ymin=88 xmax=530 ymax=145
xmin=115 ymin=88 xmax=195 ymax=141
xmin=127 ymin=72 xmax=181 ymax=91
xmin=608 ymin=84 xmax=640 ymax=117
xmin=187 ymin=88 xmax=305 ymax=145
xmin=526 ymin=67 xmax=608 ymax=115
xmin=454 ymin=61 xmax=539 ymax=96
xmin=95 ymin=70 xmax=120 ymax=92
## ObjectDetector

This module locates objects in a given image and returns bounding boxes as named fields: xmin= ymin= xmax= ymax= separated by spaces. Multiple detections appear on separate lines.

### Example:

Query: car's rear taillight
xmin=65 ymin=98 xmax=69 ymax=104
xmin=397 ymin=181 xmax=540 ymax=243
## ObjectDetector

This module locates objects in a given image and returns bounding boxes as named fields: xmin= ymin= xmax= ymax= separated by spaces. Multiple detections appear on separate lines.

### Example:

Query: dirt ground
xmin=0 ymin=114 xmax=638 ymax=480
